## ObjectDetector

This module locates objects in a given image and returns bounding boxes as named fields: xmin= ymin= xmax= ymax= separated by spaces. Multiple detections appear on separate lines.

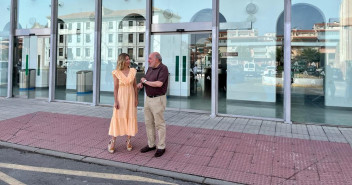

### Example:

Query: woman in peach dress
xmin=108 ymin=53 xmax=138 ymax=153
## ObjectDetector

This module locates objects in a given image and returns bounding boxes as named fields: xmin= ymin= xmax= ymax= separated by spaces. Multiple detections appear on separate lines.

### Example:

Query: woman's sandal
xmin=108 ymin=139 xmax=116 ymax=153
xmin=126 ymin=138 xmax=133 ymax=151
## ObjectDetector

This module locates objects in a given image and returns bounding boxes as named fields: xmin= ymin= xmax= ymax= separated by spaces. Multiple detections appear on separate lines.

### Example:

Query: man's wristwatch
xmin=143 ymin=79 xmax=147 ymax=84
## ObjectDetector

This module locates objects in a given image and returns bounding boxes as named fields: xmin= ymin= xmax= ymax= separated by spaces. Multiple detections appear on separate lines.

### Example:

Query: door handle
xmin=37 ymin=55 xmax=41 ymax=76
xmin=26 ymin=54 xmax=29 ymax=75
xmin=182 ymin=56 xmax=186 ymax=82
xmin=175 ymin=56 xmax=179 ymax=82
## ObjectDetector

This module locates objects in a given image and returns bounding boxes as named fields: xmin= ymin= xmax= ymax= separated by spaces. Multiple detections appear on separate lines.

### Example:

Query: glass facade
xmin=100 ymin=0 xmax=146 ymax=106
xmin=55 ymin=0 xmax=95 ymax=103
xmin=218 ymin=0 xmax=284 ymax=118
xmin=290 ymin=0 xmax=352 ymax=125
xmin=5 ymin=0 xmax=352 ymax=126
xmin=0 ymin=0 xmax=11 ymax=97
xmin=17 ymin=0 xmax=51 ymax=29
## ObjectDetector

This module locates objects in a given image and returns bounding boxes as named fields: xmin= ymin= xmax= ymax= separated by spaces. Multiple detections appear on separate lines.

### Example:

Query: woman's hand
xmin=137 ymin=83 xmax=143 ymax=89
xmin=135 ymin=99 xmax=138 ymax=107
xmin=114 ymin=101 xmax=120 ymax=109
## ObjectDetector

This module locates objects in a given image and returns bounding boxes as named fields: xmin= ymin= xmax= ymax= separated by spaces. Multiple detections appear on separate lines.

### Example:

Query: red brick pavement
xmin=1 ymin=112 xmax=352 ymax=185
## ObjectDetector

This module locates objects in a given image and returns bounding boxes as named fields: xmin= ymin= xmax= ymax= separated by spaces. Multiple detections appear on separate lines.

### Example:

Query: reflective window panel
xmin=218 ymin=0 xmax=284 ymax=118
xmin=0 ymin=0 xmax=11 ymax=96
xmin=55 ymin=0 xmax=95 ymax=103
xmin=100 ymin=0 xmax=146 ymax=106
xmin=151 ymin=33 xmax=212 ymax=112
xmin=152 ymin=0 xmax=212 ymax=24
xmin=291 ymin=0 xmax=352 ymax=126
xmin=17 ymin=0 xmax=51 ymax=29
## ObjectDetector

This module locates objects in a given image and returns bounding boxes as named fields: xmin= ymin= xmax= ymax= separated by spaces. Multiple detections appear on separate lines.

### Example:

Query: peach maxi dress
xmin=108 ymin=68 xmax=138 ymax=137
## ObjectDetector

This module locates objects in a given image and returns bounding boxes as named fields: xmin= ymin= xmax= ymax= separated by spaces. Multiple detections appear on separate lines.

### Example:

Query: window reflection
xmin=55 ymin=0 xmax=95 ymax=103
xmin=0 ymin=0 xmax=11 ymax=97
xmin=99 ymin=0 xmax=146 ymax=106
xmin=152 ymin=0 xmax=212 ymax=23
xmin=17 ymin=0 xmax=51 ymax=29
xmin=290 ymin=0 xmax=352 ymax=125
xmin=218 ymin=0 xmax=284 ymax=118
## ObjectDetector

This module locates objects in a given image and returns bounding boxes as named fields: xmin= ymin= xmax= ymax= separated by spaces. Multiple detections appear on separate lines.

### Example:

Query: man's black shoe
xmin=154 ymin=149 xmax=166 ymax=157
xmin=140 ymin=145 xmax=156 ymax=153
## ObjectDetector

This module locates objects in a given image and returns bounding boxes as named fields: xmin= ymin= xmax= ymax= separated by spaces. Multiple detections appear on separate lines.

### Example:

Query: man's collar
xmin=152 ymin=62 xmax=162 ymax=69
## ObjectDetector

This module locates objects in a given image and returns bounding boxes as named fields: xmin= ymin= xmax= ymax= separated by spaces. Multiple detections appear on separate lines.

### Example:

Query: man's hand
xmin=140 ymin=77 xmax=146 ymax=83
xmin=139 ymin=78 xmax=163 ymax=88
xmin=137 ymin=83 xmax=143 ymax=89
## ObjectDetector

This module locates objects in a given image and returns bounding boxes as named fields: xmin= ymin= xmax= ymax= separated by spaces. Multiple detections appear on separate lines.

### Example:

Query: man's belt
xmin=147 ymin=94 xmax=164 ymax=98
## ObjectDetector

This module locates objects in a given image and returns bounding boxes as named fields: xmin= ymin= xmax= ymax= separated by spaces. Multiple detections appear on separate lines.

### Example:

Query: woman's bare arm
xmin=113 ymin=75 xmax=119 ymax=109
xmin=133 ymin=77 xmax=138 ymax=107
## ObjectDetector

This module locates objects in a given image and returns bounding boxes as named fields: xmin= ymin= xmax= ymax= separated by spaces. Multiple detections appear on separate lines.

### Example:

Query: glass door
xmin=13 ymin=36 xmax=50 ymax=99
xmin=151 ymin=32 xmax=211 ymax=112
xmin=151 ymin=33 xmax=182 ymax=110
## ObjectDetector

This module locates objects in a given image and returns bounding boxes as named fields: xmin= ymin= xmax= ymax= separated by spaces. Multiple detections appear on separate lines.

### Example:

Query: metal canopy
xmin=15 ymin=28 xmax=51 ymax=36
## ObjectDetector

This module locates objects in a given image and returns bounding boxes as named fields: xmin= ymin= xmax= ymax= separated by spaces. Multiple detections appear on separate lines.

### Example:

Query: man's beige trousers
xmin=144 ymin=95 xmax=166 ymax=149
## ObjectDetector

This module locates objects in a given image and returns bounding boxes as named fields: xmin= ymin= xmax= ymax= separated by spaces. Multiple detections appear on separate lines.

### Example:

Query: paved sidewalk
xmin=1 ymin=98 xmax=352 ymax=184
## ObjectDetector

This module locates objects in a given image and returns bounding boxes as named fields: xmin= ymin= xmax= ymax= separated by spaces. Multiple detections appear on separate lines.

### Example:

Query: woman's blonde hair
xmin=116 ymin=53 xmax=130 ymax=70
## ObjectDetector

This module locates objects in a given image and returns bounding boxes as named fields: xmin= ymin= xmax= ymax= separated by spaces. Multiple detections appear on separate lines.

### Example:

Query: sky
xmin=0 ymin=0 xmax=11 ymax=31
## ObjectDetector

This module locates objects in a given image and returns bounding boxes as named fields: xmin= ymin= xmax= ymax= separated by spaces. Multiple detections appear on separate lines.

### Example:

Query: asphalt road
xmin=0 ymin=146 xmax=199 ymax=185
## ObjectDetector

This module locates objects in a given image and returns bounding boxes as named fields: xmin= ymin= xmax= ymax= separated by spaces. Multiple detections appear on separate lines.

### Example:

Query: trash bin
xmin=76 ymin=70 xmax=93 ymax=94
xmin=19 ymin=69 xmax=36 ymax=90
